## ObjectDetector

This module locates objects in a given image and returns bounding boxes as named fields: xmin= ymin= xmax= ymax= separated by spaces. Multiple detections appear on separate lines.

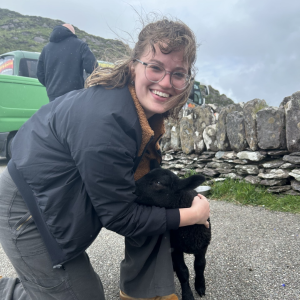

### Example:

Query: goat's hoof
xmin=182 ymin=290 xmax=195 ymax=300
xmin=195 ymin=286 xmax=205 ymax=297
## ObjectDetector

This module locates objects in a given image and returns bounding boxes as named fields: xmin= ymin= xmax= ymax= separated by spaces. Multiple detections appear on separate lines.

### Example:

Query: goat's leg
xmin=172 ymin=248 xmax=194 ymax=300
xmin=194 ymin=247 xmax=208 ymax=297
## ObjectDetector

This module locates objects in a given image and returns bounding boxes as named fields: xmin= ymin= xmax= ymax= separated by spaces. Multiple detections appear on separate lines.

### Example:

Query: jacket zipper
xmin=16 ymin=215 xmax=32 ymax=230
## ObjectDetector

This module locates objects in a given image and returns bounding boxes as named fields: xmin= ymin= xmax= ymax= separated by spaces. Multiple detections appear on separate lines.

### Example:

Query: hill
xmin=0 ymin=8 xmax=130 ymax=61
xmin=201 ymin=84 xmax=235 ymax=106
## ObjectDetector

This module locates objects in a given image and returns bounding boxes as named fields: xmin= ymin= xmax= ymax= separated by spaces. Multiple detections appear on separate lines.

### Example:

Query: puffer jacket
xmin=8 ymin=85 xmax=180 ymax=267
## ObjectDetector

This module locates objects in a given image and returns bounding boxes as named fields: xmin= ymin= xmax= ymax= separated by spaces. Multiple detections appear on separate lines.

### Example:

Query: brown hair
xmin=85 ymin=17 xmax=197 ymax=118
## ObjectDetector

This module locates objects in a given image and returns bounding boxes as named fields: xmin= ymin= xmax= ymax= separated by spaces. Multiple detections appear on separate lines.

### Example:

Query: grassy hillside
xmin=204 ymin=85 xmax=235 ymax=106
xmin=0 ymin=8 xmax=130 ymax=61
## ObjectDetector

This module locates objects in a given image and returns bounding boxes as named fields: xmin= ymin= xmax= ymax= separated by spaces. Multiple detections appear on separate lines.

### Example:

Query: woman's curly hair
xmin=85 ymin=17 xmax=197 ymax=118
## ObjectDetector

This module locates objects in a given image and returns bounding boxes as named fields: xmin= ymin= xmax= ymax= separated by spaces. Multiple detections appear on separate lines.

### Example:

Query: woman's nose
xmin=159 ymin=72 xmax=173 ymax=89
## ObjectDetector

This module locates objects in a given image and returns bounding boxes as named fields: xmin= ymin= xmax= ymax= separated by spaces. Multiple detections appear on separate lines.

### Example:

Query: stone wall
xmin=160 ymin=91 xmax=300 ymax=195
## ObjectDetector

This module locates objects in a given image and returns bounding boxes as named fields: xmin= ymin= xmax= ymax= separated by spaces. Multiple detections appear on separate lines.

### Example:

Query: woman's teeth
xmin=152 ymin=90 xmax=170 ymax=98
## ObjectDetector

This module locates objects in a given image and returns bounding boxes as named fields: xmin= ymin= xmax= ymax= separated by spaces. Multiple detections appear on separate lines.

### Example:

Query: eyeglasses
xmin=134 ymin=59 xmax=192 ymax=90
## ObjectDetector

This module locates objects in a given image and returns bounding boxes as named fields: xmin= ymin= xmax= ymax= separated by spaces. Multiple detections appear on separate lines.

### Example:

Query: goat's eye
xmin=155 ymin=181 xmax=161 ymax=185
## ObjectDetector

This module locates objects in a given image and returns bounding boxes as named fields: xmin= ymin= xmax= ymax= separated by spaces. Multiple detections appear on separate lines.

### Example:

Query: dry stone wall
xmin=160 ymin=91 xmax=300 ymax=195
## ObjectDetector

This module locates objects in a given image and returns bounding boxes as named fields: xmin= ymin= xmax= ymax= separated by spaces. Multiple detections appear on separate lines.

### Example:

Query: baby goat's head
xmin=134 ymin=160 xmax=206 ymax=209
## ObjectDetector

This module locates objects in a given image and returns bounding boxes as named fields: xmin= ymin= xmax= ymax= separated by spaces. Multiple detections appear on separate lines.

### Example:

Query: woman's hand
xmin=179 ymin=194 xmax=210 ymax=228
xmin=191 ymin=194 xmax=210 ymax=228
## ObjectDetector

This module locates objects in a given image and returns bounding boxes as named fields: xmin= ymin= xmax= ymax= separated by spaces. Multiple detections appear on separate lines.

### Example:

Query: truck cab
xmin=0 ymin=51 xmax=48 ymax=159
xmin=187 ymin=80 xmax=209 ymax=108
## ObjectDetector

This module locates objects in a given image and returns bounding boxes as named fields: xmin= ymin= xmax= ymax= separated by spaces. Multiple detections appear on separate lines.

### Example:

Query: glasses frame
xmin=134 ymin=59 xmax=192 ymax=90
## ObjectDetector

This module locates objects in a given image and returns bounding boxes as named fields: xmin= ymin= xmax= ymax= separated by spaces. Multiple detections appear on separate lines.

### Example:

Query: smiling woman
xmin=0 ymin=16 xmax=210 ymax=300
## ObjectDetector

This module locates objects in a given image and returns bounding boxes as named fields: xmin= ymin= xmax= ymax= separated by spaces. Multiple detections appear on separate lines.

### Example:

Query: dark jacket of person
xmin=7 ymin=85 xmax=180 ymax=268
xmin=37 ymin=25 xmax=97 ymax=101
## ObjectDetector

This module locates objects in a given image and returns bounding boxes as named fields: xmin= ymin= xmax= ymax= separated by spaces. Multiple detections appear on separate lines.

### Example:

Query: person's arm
xmin=37 ymin=49 xmax=46 ymax=86
xmin=81 ymin=43 xmax=97 ymax=74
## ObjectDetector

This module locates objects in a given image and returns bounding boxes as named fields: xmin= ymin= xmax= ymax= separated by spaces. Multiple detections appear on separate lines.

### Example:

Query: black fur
xmin=135 ymin=163 xmax=211 ymax=299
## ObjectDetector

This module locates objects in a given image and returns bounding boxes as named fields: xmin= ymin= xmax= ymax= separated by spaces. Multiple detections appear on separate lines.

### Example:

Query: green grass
xmin=209 ymin=178 xmax=300 ymax=214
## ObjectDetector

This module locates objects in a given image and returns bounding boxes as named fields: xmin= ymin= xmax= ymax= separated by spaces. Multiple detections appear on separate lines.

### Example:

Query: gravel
xmin=0 ymin=158 xmax=299 ymax=299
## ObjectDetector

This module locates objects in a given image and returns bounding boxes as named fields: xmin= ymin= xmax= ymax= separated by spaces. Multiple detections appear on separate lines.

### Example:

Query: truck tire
xmin=7 ymin=135 xmax=15 ymax=160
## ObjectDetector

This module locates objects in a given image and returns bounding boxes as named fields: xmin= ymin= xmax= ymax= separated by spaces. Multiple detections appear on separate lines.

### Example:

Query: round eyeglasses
xmin=134 ymin=59 xmax=191 ymax=90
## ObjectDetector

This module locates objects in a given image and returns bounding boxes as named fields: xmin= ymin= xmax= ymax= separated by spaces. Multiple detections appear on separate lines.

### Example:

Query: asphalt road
xmin=0 ymin=158 xmax=299 ymax=300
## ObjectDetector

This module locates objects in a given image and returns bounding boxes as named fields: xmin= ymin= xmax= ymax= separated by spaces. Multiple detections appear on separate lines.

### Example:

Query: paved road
xmin=0 ymin=158 xmax=299 ymax=299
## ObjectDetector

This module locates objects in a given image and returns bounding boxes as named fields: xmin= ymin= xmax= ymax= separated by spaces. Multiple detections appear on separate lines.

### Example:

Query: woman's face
xmin=132 ymin=45 xmax=189 ymax=119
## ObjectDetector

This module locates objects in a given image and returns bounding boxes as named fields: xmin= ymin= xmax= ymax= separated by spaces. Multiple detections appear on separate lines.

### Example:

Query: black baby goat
xmin=135 ymin=161 xmax=211 ymax=300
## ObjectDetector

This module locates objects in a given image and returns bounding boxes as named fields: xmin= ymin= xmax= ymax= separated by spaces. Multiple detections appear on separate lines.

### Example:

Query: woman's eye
xmin=148 ymin=65 xmax=163 ymax=72
xmin=173 ymin=72 xmax=186 ymax=79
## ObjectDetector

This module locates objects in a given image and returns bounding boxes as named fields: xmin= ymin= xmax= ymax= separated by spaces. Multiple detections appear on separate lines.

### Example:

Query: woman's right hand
xmin=191 ymin=194 xmax=210 ymax=228
xmin=179 ymin=194 xmax=210 ymax=228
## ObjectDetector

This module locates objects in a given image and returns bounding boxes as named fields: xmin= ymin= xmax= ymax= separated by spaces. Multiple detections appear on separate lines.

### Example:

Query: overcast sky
xmin=1 ymin=0 xmax=300 ymax=106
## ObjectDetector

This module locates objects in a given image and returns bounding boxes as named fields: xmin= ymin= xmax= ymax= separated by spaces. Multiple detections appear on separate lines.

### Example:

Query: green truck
xmin=0 ymin=50 xmax=48 ymax=159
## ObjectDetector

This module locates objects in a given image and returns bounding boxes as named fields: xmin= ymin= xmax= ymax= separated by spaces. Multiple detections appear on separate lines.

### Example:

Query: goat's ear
xmin=150 ymin=159 xmax=161 ymax=170
xmin=177 ymin=175 xmax=206 ymax=191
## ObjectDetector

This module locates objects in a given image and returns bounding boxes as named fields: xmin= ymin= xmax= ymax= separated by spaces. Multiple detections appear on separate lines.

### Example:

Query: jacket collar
xmin=128 ymin=84 xmax=165 ymax=157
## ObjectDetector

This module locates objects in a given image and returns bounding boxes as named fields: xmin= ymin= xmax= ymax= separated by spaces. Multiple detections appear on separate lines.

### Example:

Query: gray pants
xmin=0 ymin=168 xmax=105 ymax=300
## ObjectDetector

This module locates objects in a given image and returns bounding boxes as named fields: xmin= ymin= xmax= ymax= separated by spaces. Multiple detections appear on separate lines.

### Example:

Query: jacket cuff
xmin=166 ymin=209 xmax=180 ymax=230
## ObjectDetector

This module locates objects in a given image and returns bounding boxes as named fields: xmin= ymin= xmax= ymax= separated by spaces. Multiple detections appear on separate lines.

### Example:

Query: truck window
xmin=0 ymin=56 xmax=14 ymax=75
xmin=193 ymin=83 xmax=201 ymax=104
xmin=18 ymin=58 xmax=38 ymax=78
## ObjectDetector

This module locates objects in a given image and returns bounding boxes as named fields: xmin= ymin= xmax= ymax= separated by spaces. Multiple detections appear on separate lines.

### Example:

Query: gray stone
xmin=226 ymin=111 xmax=248 ymax=152
xmin=216 ymin=105 xmax=243 ymax=150
xmin=220 ymin=173 xmax=244 ymax=180
xmin=267 ymin=186 xmax=292 ymax=193
xmin=243 ymin=99 xmax=268 ymax=151
xmin=216 ymin=168 xmax=234 ymax=174
xmin=235 ymin=165 xmax=259 ymax=175
xmin=206 ymin=162 xmax=233 ymax=169
xmin=289 ymin=169 xmax=300 ymax=181
xmin=257 ymin=107 xmax=286 ymax=149
xmin=224 ymin=159 xmax=248 ymax=165
xmin=244 ymin=175 xmax=261 ymax=185
xmin=291 ymin=180 xmax=300 ymax=192
xmin=283 ymin=155 xmax=300 ymax=164
xmin=267 ymin=150 xmax=289 ymax=156
xmin=202 ymin=151 xmax=217 ymax=155
xmin=283 ymin=190 xmax=300 ymax=196
xmin=193 ymin=105 xmax=215 ymax=153
xmin=281 ymin=163 xmax=297 ymax=169
xmin=284 ymin=92 xmax=300 ymax=152
xmin=170 ymin=125 xmax=181 ymax=150
xmin=213 ymin=178 xmax=226 ymax=182
xmin=34 ymin=37 xmax=46 ymax=43
xmin=237 ymin=151 xmax=266 ymax=161
xmin=202 ymin=168 xmax=220 ymax=177
xmin=258 ymin=169 xmax=290 ymax=179
xmin=162 ymin=154 xmax=174 ymax=161
xmin=261 ymin=160 xmax=284 ymax=168
xmin=180 ymin=116 xmax=194 ymax=154
xmin=215 ymin=151 xmax=237 ymax=160
xmin=289 ymin=152 xmax=300 ymax=156
xmin=203 ymin=124 xmax=218 ymax=151
xmin=260 ymin=179 xmax=287 ymax=186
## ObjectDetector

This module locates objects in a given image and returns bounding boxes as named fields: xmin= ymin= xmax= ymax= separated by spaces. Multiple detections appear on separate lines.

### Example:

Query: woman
xmin=0 ymin=18 xmax=210 ymax=300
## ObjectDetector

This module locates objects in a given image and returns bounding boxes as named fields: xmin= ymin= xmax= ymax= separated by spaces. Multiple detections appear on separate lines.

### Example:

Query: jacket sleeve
xmin=81 ymin=43 xmax=97 ymax=74
xmin=37 ymin=49 xmax=46 ymax=86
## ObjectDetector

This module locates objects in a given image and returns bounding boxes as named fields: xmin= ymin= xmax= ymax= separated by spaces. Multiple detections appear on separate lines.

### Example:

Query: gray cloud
xmin=2 ymin=0 xmax=300 ymax=106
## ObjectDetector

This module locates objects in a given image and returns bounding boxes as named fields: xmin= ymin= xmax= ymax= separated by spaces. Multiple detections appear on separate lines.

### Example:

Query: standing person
xmin=0 ymin=17 xmax=210 ymax=300
xmin=37 ymin=23 xmax=97 ymax=101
